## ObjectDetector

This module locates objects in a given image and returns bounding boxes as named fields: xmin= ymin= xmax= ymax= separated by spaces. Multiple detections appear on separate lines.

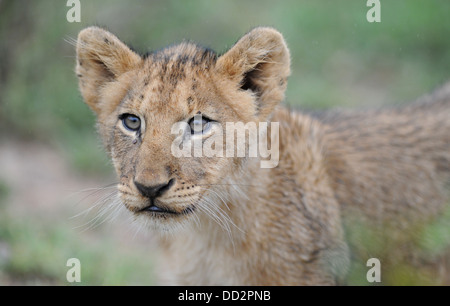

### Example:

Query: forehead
xmin=121 ymin=43 xmax=218 ymax=118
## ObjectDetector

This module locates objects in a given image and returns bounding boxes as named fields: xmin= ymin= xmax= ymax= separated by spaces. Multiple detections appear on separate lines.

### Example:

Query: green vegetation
xmin=0 ymin=0 xmax=448 ymax=285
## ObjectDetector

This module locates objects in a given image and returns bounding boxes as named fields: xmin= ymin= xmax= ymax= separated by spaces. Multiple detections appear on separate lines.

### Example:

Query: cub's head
xmin=75 ymin=26 xmax=290 ymax=231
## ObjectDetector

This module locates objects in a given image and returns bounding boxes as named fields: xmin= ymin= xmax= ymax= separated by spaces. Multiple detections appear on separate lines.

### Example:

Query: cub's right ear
xmin=76 ymin=27 xmax=142 ymax=115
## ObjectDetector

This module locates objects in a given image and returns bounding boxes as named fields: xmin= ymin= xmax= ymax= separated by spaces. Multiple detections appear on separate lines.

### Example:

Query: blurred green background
xmin=0 ymin=0 xmax=449 ymax=285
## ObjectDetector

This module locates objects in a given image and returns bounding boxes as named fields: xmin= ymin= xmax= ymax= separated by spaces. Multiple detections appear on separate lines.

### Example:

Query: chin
xmin=129 ymin=204 xmax=197 ymax=234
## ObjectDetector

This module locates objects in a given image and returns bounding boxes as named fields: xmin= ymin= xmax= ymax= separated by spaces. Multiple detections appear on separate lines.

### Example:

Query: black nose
xmin=134 ymin=178 xmax=175 ymax=200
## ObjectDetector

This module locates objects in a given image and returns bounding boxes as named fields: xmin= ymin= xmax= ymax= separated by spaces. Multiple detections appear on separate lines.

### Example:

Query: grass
xmin=0 ymin=0 xmax=448 ymax=285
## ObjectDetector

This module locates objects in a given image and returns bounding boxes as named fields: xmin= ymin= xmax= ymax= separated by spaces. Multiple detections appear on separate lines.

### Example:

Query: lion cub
xmin=75 ymin=26 xmax=450 ymax=285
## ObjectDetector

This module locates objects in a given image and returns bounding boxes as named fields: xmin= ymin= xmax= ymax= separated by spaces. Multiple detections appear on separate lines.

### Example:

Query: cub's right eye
xmin=120 ymin=114 xmax=141 ymax=132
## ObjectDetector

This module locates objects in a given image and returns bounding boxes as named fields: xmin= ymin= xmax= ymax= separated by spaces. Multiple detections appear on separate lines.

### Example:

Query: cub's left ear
xmin=216 ymin=27 xmax=290 ymax=120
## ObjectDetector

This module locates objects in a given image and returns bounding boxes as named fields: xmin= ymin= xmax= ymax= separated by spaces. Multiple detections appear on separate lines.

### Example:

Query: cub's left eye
xmin=189 ymin=115 xmax=212 ymax=135
xmin=121 ymin=114 xmax=141 ymax=132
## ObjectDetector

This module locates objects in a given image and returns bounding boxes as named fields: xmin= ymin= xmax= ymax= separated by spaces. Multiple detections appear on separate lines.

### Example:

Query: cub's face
xmin=76 ymin=27 xmax=289 ymax=231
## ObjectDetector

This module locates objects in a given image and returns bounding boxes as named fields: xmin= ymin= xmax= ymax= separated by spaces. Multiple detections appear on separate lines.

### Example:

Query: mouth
xmin=138 ymin=202 xmax=196 ymax=217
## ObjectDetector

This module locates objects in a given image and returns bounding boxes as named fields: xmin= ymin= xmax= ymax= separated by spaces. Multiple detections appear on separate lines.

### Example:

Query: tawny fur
xmin=75 ymin=26 xmax=450 ymax=285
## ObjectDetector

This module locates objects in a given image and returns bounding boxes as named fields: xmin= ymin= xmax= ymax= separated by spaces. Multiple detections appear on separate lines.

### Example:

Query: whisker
xmin=211 ymin=199 xmax=243 ymax=236
xmin=66 ymin=182 xmax=119 ymax=206
xmin=201 ymin=199 xmax=235 ymax=251
xmin=90 ymin=196 xmax=123 ymax=229
xmin=206 ymin=188 xmax=231 ymax=211
xmin=71 ymin=188 xmax=121 ymax=232
xmin=197 ymin=187 xmax=246 ymax=252
xmin=197 ymin=202 xmax=228 ymax=235
xmin=69 ymin=186 xmax=118 ymax=219
xmin=64 ymin=36 xmax=78 ymax=47
xmin=199 ymin=186 xmax=246 ymax=255
xmin=184 ymin=197 xmax=201 ymax=229
xmin=76 ymin=198 xmax=119 ymax=232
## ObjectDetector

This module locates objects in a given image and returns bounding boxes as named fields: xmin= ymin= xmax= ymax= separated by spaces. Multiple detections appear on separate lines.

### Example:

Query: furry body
xmin=75 ymin=27 xmax=450 ymax=285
